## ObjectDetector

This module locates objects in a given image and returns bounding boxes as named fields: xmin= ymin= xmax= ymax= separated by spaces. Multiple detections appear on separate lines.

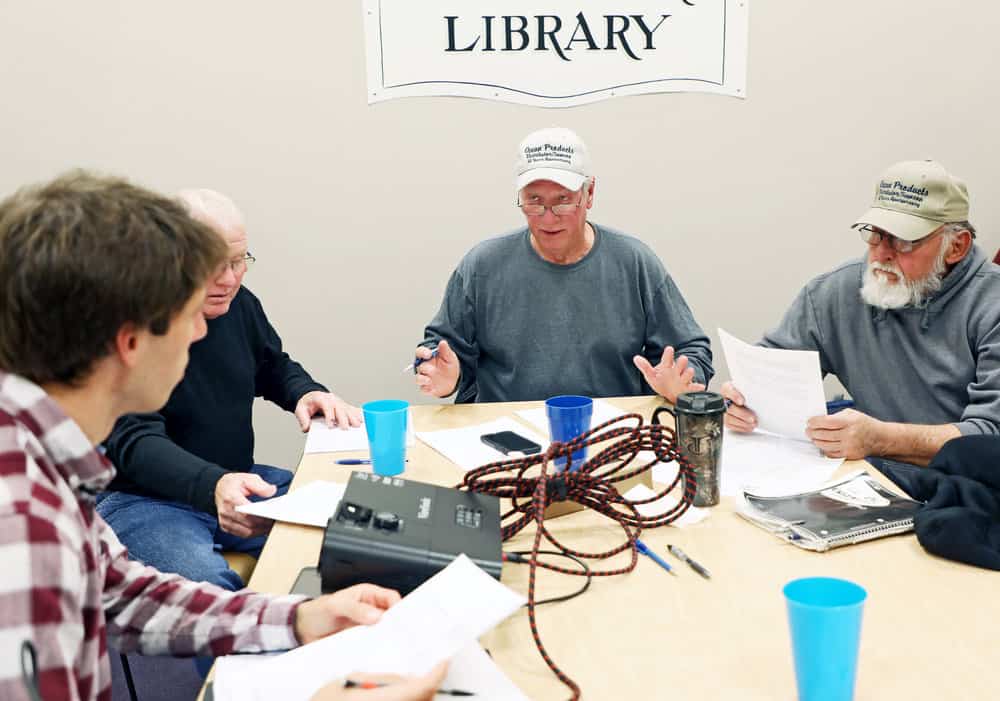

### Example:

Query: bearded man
xmin=722 ymin=160 xmax=1000 ymax=464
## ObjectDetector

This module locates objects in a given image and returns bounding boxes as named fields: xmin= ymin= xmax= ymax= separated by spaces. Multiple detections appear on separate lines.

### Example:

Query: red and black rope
xmin=458 ymin=413 xmax=696 ymax=700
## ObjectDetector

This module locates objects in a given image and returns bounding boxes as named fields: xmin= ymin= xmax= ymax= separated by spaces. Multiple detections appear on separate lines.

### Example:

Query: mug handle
xmin=651 ymin=406 xmax=675 ymax=426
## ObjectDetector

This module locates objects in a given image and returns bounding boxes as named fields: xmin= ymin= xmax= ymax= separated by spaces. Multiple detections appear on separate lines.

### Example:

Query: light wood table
xmin=219 ymin=397 xmax=1000 ymax=700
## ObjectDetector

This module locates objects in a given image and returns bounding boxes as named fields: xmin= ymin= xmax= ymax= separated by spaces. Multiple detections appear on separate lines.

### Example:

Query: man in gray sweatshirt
xmin=412 ymin=127 xmax=713 ymax=403
xmin=724 ymin=160 xmax=1000 ymax=465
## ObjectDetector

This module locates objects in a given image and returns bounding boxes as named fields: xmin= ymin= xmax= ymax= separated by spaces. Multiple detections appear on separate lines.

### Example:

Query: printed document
xmin=718 ymin=328 xmax=826 ymax=441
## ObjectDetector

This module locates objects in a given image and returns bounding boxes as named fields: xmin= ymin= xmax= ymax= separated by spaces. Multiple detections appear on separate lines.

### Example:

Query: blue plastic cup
xmin=545 ymin=395 xmax=594 ymax=472
xmin=783 ymin=577 xmax=867 ymax=701
xmin=362 ymin=399 xmax=409 ymax=476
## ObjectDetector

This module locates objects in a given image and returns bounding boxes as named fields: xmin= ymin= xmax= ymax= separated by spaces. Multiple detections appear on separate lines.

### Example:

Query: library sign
xmin=362 ymin=1 xmax=748 ymax=107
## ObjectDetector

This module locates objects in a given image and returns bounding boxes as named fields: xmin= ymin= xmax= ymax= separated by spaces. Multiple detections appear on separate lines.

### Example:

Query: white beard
xmin=860 ymin=244 xmax=949 ymax=310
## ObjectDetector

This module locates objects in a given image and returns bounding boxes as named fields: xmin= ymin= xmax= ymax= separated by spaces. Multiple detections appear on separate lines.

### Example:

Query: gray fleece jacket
xmin=423 ymin=223 xmax=713 ymax=403
xmin=760 ymin=245 xmax=1000 ymax=436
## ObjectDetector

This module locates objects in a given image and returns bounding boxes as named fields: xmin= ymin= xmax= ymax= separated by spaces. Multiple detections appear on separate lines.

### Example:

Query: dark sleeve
xmin=642 ymin=274 xmax=714 ymax=387
xmin=247 ymin=294 xmax=327 ymax=411
xmin=423 ymin=267 xmax=479 ymax=403
xmin=105 ymin=413 xmax=228 ymax=515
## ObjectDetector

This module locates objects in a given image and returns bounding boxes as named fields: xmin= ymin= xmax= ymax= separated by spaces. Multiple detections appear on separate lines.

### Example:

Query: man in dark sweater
xmin=98 ymin=189 xmax=362 ymax=590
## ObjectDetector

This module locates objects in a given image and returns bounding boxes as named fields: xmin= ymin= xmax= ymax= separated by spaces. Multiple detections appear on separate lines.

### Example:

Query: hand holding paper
xmin=718 ymin=328 xmax=826 ymax=441
xmin=295 ymin=584 xmax=403 ymax=644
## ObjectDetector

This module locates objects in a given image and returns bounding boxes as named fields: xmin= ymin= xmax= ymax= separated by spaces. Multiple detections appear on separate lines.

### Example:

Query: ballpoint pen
xmin=343 ymin=679 xmax=475 ymax=696
xmin=402 ymin=346 xmax=439 ymax=373
xmin=334 ymin=458 xmax=409 ymax=465
xmin=635 ymin=538 xmax=675 ymax=576
xmin=667 ymin=544 xmax=711 ymax=579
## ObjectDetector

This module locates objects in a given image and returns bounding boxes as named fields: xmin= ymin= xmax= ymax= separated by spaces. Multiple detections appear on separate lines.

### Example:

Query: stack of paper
xmin=717 ymin=328 xmax=843 ymax=495
xmin=721 ymin=429 xmax=843 ymax=496
xmin=213 ymin=555 xmax=527 ymax=701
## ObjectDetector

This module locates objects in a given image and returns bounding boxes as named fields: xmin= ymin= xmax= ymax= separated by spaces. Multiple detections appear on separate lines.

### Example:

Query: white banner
xmin=363 ymin=1 xmax=748 ymax=108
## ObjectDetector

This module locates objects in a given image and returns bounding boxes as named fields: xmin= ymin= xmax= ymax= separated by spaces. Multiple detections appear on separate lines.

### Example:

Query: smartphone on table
xmin=480 ymin=430 xmax=542 ymax=456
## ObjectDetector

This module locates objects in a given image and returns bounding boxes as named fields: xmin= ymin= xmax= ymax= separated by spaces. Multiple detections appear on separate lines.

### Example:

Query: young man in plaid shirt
xmin=0 ymin=173 xmax=444 ymax=701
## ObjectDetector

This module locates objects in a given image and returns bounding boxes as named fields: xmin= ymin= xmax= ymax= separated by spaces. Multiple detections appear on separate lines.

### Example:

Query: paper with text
xmin=718 ymin=328 xmax=826 ymax=441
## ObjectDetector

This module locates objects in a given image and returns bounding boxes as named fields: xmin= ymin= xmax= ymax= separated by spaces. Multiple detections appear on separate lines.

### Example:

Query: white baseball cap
xmin=514 ymin=127 xmax=590 ymax=197
xmin=853 ymin=160 xmax=970 ymax=241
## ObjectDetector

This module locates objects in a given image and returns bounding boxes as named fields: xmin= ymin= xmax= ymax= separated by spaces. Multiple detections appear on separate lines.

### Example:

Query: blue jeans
xmin=96 ymin=465 xmax=293 ymax=591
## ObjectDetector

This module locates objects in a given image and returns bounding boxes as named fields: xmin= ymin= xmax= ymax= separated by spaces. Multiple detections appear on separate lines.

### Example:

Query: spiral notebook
xmin=738 ymin=469 xmax=922 ymax=552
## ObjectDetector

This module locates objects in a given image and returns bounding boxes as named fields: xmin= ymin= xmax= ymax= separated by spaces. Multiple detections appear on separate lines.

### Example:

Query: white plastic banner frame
xmin=363 ymin=1 xmax=749 ymax=108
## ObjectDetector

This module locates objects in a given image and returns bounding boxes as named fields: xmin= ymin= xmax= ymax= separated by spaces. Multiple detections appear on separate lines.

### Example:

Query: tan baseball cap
xmin=853 ymin=160 xmax=969 ymax=241
xmin=514 ymin=127 xmax=590 ymax=197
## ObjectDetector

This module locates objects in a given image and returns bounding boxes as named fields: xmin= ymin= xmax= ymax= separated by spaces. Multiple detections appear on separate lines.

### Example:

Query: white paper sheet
xmin=436 ymin=643 xmax=530 ymax=700
xmin=720 ymin=429 xmax=843 ymax=497
xmin=304 ymin=415 xmax=416 ymax=454
xmin=213 ymin=554 xmax=526 ymax=701
xmin=623 ymin=483 xmax=709 ymax=527
xmin=214 ymin=643 xmax=527 ymax=701
xmin=416 ymin=417 xmax=549 ymax=471
xmin=234 ymin=481 xmax=346 ymax=528
xmin=515 ymin=398 xmax=636 ymax=437
xmin=718 ymin=328 xmax=826 ymax=441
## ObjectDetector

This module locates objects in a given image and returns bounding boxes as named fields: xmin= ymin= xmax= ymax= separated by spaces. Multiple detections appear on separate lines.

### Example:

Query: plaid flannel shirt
xmin=0 ymin=372 xmax=306 ymax=701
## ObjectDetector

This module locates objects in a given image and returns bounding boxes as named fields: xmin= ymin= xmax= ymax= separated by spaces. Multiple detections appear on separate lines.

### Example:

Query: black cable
xmin=504 ymin=550 xmax=592 ymax=606
xmin=21 ymin=641 xmax=42 ymax=701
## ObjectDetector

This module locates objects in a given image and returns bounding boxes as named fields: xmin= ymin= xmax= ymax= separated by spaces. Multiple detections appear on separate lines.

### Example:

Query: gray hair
xmin=941 ymin=220 xmax=976 ymax=238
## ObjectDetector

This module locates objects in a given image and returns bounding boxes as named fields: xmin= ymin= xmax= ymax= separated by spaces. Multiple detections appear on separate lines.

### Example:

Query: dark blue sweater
xmin=104 ymin=287 xmax=325 ymax=515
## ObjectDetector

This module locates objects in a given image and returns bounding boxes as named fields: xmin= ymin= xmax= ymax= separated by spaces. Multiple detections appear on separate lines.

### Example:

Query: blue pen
xmin=825 ymin=397 xmax=855 ymax=414
xmin=402 ymin=346 xmax=439 ymax=374
xmin=334 ymin=458 xmax=409 ymax=465
xmin=635 ymin=538 xmax=676 ymax=576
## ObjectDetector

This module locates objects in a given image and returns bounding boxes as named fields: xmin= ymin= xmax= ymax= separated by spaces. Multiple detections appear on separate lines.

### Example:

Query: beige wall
xmin=1 ymin=1 xmax=997 ymax=468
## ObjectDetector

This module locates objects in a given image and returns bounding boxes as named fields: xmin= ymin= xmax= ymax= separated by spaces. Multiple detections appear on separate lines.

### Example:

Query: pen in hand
xmin=667 ymin=544 xmax=711 ymax=579
xmin=402 ymin=346 xmax=439 ymax=374
xmin=635 ymin=538 xmax=675 ymax=576
xmin=343 ymin=679 xmax=474 ymax=696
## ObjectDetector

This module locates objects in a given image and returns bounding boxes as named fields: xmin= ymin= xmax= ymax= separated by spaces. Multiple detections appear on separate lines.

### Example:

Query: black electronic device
xmin=480 ymin=430 xmax=542 ymax=456
xmin=302 ymin=471 xmax=503 ymax=597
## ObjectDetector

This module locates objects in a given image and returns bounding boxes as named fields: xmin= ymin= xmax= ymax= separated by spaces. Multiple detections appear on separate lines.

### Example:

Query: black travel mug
xmin=652 ymin=391 xmax=726 ymax=507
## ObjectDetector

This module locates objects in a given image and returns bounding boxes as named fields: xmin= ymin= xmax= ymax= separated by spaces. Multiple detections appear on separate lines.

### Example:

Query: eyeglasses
xmin=517 ymin=188 xmax=587 ymax=217
xmin=857 ymin=225 xmax=941 ymax=254
xmin=220 ymin=252 xmax=255 ymax=274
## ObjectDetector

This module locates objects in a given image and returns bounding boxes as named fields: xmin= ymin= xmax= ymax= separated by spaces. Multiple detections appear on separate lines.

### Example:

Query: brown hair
xmin=0 ymin=171 xmax=228 ymax=385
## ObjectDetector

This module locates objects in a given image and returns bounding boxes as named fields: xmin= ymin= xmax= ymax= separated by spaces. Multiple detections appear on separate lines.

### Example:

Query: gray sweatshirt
xmin=761 ymin=246 xmax=1000 ymax=436
xmin=423 ymin=224 xmax=713 ymax=403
